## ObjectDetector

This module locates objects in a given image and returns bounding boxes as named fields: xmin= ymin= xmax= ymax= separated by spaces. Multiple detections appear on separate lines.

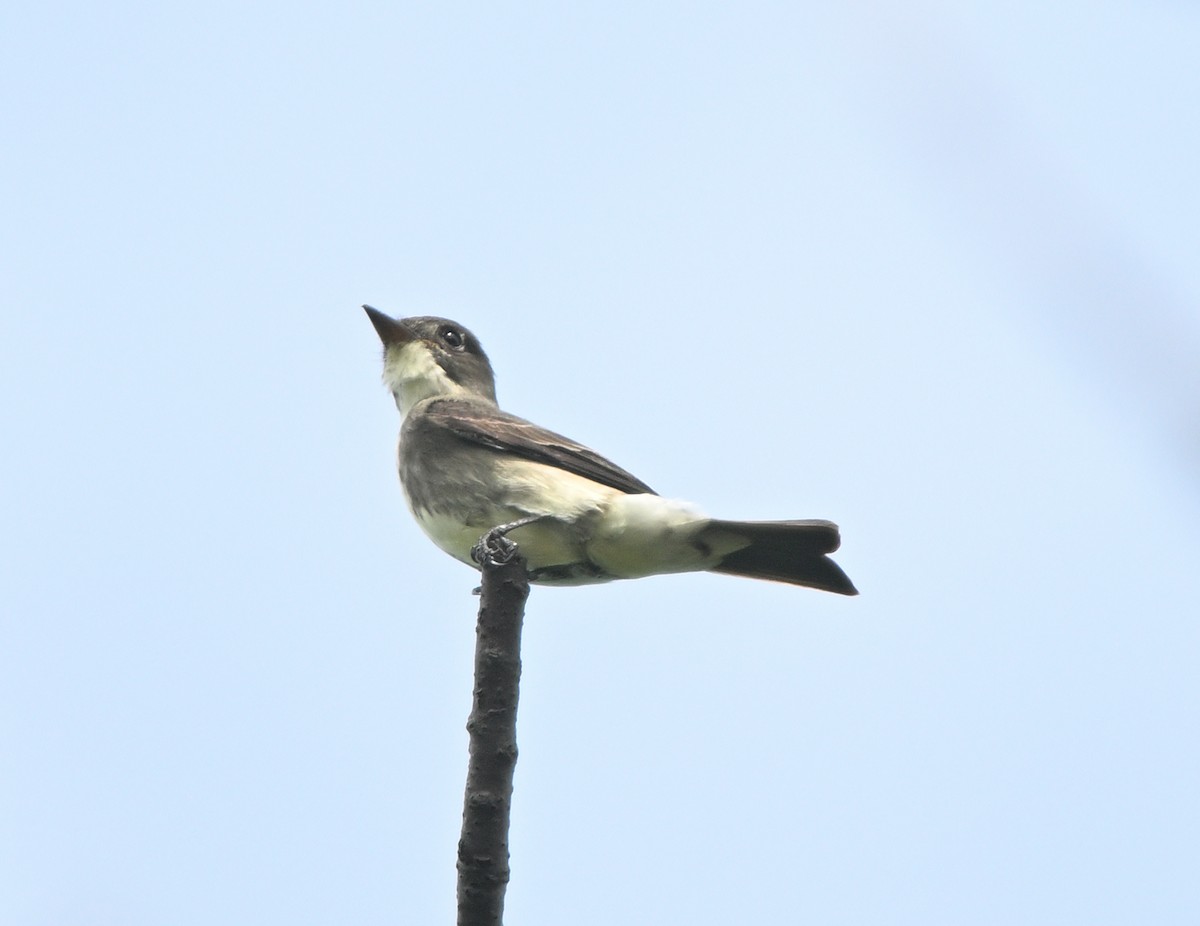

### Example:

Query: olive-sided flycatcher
xmin=364 ymin=306 xmax=856 ymax=595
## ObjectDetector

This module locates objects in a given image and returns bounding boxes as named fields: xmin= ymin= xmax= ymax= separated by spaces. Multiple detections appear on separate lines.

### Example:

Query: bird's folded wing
xmin=424 ymin=399 xmax=657 ymax=496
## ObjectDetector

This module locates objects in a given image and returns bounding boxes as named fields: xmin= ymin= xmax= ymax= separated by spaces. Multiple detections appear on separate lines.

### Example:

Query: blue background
xmin=3 ymin=3 xmax=1198 ymax=923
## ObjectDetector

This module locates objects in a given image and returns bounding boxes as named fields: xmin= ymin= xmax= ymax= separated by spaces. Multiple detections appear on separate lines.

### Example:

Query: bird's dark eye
xmin=440 ymin=327 xmax=465 ymax=350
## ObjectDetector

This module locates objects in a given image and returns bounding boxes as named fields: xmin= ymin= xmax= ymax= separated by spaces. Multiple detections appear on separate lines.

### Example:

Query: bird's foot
xmin=470 ymin=516 xmax=544 ymax=567
xmin=472 ymin=529 xmax=519 ymax=566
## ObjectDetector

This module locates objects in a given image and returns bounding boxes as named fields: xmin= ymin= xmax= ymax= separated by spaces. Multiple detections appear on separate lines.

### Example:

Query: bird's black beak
xmin=363 ymin=305 xmax=417 ymax=348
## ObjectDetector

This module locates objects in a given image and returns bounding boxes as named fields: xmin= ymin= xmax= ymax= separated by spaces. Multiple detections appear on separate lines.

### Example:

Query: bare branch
xmin=456 ymin=551 xmax=530 ymax=926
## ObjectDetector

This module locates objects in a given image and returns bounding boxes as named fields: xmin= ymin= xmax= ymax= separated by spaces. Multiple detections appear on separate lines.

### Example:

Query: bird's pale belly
xmin=406 ymin=477 xmax=730 ymax=586
xmin=409 ymin=504 xmax=589 ymax=573
xmin=398 ymin=460 xmax=599 ymax=583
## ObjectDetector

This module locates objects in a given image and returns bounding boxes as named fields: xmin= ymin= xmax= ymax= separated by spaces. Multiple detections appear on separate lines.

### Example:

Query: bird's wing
xmin=424 ymin=399 xmax=657 ymax=496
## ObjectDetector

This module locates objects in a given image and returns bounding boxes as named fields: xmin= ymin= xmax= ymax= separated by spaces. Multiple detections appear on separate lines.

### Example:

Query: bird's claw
xmin=471 ymin=515 xmax=544 ymax=572
xmin=471 ymin=527 xmax=519 ymax=567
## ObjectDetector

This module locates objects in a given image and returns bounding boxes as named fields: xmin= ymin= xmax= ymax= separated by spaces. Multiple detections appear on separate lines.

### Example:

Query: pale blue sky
xmin=3 ymin=2 xmax=1198 ymax=924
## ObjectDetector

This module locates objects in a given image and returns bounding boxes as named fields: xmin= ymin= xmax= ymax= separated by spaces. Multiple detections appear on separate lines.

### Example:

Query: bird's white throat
xmin=383 ymin=341 xmax=473 ymax=417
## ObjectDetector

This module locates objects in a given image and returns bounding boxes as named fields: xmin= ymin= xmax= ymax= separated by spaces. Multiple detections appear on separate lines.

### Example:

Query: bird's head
xmin=363 ymin=306 xmax=498 ymax=416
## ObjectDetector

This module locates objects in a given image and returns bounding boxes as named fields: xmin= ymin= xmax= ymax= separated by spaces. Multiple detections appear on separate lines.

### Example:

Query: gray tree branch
xmin=456 ymin=551 xmax=530 ymax=926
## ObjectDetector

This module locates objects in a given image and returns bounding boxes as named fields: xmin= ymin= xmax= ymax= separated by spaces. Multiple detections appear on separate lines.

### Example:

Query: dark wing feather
xmin=425 ymin=399 xmax=657 ymax=496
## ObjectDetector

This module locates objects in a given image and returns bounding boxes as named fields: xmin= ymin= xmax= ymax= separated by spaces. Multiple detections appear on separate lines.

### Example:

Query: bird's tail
xmin=703 ymin=519 xmax=858 ymax=595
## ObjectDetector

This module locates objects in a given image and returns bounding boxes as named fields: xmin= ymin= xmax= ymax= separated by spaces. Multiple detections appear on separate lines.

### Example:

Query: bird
xmin=364 ymin=306 xmax=857 ymax=595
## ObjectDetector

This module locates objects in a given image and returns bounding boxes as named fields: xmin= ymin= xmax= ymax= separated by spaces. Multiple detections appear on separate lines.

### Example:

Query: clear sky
xmin=3 ymin=2 xmax=1198 ymax=923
